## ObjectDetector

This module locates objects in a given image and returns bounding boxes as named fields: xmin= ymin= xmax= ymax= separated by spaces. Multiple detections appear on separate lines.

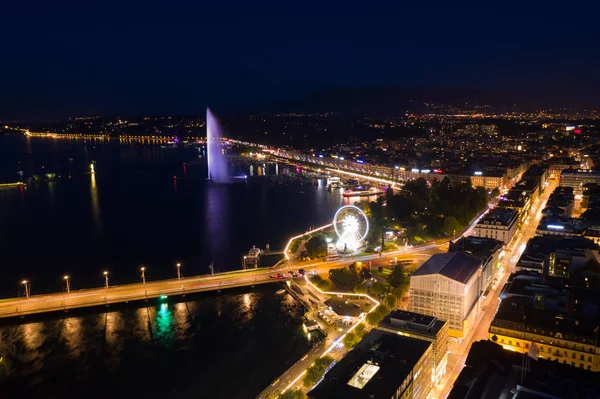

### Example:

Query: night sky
xmin=1 ymin=3 xmax=599 ymax=121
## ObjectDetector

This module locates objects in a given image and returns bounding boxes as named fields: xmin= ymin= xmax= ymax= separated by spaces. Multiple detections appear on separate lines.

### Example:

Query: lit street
xmin=434 ymin=178 xmax=559 ymax=399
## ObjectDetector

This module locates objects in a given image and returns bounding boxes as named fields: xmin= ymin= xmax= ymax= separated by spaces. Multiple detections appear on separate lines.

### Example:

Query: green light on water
xmin=160 ymin=295 xmax=168 ymax=300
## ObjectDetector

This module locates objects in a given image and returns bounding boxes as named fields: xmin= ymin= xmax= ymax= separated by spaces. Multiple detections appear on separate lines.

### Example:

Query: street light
xmin=103 ymin=271 xmax=109 ymax=289
xmin=176 ymin=262 xmax=182 ymax=280
xmin=64 ymin=275 xmax=70 ymax=294
xmin=22 ymin=280 xmax=30 ymax=299
xmin=141 ymin=267 xmax=146 ymax=284
xmin=243 ymin=256 xmax=247 ymax=270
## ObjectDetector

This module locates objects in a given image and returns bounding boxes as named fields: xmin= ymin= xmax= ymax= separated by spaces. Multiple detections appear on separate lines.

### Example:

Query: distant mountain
xmin=255 ymin=86 xmax=594 ymax=117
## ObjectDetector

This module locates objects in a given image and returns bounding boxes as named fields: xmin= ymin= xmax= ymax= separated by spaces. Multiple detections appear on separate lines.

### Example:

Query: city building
xmin=522 ymin=164 xmax=549 ymax=190
xmin=515 ymin=235 xmax=598 ymax=275
xmin=498 ymin=190 xmax=531 ymax=222
xmin=560 ymin=169 xmax=600 ymax=196
xmin=409 ymin=252 xmax=483 ymax=338
xmin=378 ymin=310 xmax=449 ymax=386
xmin=449 ymin=236 xmax=504 ymax=292
xmin=535 ymin=215 xmax=587 ymax=237
xmin=472 ymin=207 xmax=519 ymax=244
xmin=545 ymin=185 xmax=575 ymax=217
xmin=513 ymin=178 xmax=540 ymax=202
xmin=488 ymin=296 xmax=600 ymax=372
xmin=449 ymin=340 xmax=600 ymax=398
xmin=307 ymin=330 xmax=433 ymax=399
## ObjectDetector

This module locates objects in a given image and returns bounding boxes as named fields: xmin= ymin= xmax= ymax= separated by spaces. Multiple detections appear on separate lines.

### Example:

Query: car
xmin=298 ymin=269 xmax=306 ymax=276
xmin=276 ymin=273 xmax=284 ymax=279
xmin=288 ymin=271 xmax=295 ymax=276
xmin=269 ymin=275 xmax=275 ymax=278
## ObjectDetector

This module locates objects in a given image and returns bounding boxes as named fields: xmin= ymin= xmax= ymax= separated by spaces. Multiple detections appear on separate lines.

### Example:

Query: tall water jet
xmin=206 ymin=108 xmax=229 ymax=182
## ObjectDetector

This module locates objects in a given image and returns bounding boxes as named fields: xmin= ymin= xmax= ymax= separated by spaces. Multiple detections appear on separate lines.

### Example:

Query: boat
xmin=342 ymin=187 xmax=384 ymax=197
xmin=245 ymin=246 xmax=261 ymax=266
xmin=326 ymin=176 xmax=341 ymax=186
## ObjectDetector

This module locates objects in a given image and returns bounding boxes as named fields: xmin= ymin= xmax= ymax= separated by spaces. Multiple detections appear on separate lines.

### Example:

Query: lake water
xmin=0 ymin=134 xmax=345 ymax=398
xmin=0 ymin=135 xmax=345 ymax=295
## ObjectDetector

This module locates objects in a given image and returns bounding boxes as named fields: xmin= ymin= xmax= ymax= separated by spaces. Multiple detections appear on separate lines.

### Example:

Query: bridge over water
xmin=0 ymin=268 xmax=285 ymax=321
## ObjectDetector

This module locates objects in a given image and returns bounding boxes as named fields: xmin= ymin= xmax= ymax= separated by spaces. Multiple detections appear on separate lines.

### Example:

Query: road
xmin=0 ymin=243 xmax=444 ymax=320
xmin=433 ymin=178 xmax=558 ymax=399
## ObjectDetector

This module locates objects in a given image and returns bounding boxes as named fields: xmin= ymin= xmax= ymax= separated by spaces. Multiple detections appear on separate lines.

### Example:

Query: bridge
xmin=0 ymin=268 xmax=282 ymax=321
xmin=0 ymin=242 xmax=447 ymax=322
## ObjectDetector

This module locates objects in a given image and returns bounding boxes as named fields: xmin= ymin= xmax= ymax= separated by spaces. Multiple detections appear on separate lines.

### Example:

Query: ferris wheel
xmin=333 ymin=205 xmax=369 ymax=253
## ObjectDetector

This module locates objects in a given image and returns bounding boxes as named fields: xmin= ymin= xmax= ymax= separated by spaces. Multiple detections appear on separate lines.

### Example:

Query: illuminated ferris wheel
xmin=333 ymin=205 xmax=369 ymax=253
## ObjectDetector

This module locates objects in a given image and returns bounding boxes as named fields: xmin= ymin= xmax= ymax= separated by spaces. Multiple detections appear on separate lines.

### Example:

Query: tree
xmin=310 ymin=274 xmax=331 ymax=291
xmin=353 ymin=283 xmax=368 ymax=294
xmin=303 ymin=356 xmax=335 ymax=388
xmin=392 ymin=285 xmax=409 ymax=299
xmin=279 ymin=389 xmax=305 ymax=399
xmin=491 ymin=187 xmax=500 ymax=198
xmin=329 ymin=267 xmax=361 ymax=290
xmin=343 ymin=332 xmax=359 ymax=349
xmin=305 ymin=234 xmax=327 ymax=258
xmin=442 ymin=216 xmax=461 ymax=237
xmin=389 ymin=264 xmax=408 ymax=288
xmin=369 ymin=282 xmax=386 ymax=296
xmin=354 ymin=323 xmax=366 ymax=338
xmin=366 ymin=305 xmax=390 ymax=325
xmin=384 ymin=294 xmax=397 ymax=309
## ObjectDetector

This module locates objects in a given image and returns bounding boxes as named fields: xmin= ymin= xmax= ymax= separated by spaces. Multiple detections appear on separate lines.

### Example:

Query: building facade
xmin=378 ymin=310 xmax=449 ymax=386
xmin=409 ymin=252 xmax=483 ymax=338
xmin=560 ymin=169 xmax=600 ymax=196
xmin=489 ymin=298 xmax=600 ymax=372
xmin=473 ymin=208 xmax=519 ymax=244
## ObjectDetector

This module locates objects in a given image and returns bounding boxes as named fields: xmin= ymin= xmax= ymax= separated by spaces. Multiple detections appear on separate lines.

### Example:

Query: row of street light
xmin=20 ymin=262 xmax=183 ymax=299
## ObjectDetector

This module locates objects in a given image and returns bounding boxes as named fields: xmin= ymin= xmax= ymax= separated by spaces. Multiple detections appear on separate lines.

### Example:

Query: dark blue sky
xmin=1 ymin=2 xmax=599 ymax=121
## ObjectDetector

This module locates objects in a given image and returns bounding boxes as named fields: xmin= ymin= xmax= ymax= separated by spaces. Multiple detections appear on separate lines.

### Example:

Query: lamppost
xmin=176 ymin=263 xmax=182 ymax=280
xmin=243 ymin=256 xmax=247 ymax=270
xmin=22 ymin=280 xmax=30 ymax=299
xmin=141 ymin=267 xmax=146 ymax=284
xmin=103 ymin=271 xmax=109 ymax=289
xmin=64 ymin=275 xmax=70 ymax=294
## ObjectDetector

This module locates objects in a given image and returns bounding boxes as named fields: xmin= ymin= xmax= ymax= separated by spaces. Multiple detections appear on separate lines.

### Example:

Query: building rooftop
xmin=412 ymin=252 xmax=482 ymax=284
xmin=522 ymin=164 xmax=548 ymax=178
xmin=324 ymin=297 xmax=365 ymax=318
xmin=491 ymin=296 xmax=599 ymax=344
xmin=499 ymin=190 xmax=530 ymax=208
xmin=512 ymin=178 xmax=540 ymax=193
xmin=477 ymin=207 xmax=519 ymax=227
xmin=449 ymin=340 xmax=600 ymax=399
xmin=379 ymin=310 xmax=446 ymax=336
xmin=561 ymin=169 xmax=600 ymax=176
xmin=308 ymin=330 xmax=431 ymax=399
xmin=536 ymin=216 xmax=588 ymax=234
xmin=449 ymin=236 xmax=503 ymax=263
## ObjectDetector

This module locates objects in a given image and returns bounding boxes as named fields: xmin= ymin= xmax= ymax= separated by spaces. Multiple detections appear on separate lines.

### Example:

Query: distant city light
xmin=411 ymin=168 xmax=419 ymax=173
xmin=356 ymin=159 xmax=364 ymax=164
xmin=339 ymin=157 xmax=344 ymax=160
xmin=421 ymin=169 xmax=431 ymax=173
xmin=395 ymin=166 xmax=399 ymax=170
xmin=318 ymin=154 xmax=324 ymax=158
xmin=474 ymin=171 xmax=483 ymax=176
xmin=547 ymin=224 xmax=564 ymax=230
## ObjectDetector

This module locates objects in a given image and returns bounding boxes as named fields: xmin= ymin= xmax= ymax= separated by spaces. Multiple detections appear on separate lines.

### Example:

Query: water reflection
xmin=204 ymin=184 xmax=230 ymax=271
xmin=21 ymin=322 xmax=44 ymax=352
xmin=0 ymin=287 xmax=309 ymax=399
xmin=156 ymin=303 xmax=174 ymax=344
xmin=62 ymin=317 xmax=83 ymax=358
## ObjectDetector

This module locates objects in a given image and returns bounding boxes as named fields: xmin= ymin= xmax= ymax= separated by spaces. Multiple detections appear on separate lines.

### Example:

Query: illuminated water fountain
xmin=206 ymin=108 xmax=229 ymax=182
